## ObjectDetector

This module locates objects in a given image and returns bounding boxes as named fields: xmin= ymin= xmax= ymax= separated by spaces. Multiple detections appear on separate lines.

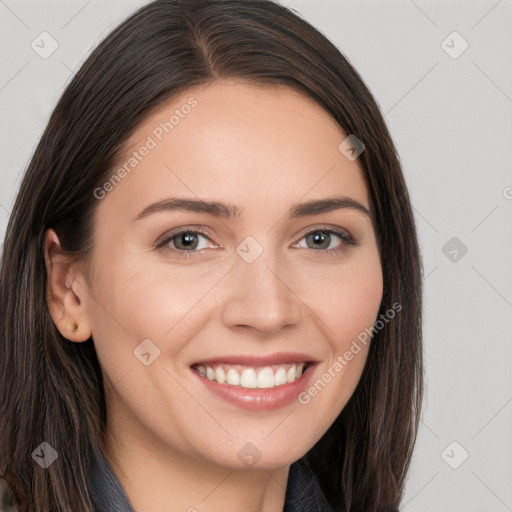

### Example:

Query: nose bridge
xmin=221 ymin=240 xmax=301 ymax=334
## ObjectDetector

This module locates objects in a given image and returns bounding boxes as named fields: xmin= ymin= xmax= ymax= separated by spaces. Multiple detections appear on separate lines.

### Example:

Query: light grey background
xmin=1 ymin=1 xmax=511 ymax=511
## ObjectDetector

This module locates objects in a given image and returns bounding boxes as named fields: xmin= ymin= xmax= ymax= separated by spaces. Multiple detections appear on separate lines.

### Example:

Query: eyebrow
xmin=132 ymin=195 xmax=370 ymax=222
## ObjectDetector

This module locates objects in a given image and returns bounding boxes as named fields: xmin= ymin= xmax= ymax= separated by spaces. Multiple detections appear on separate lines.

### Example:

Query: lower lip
xmin=191 ymin=365 xmax=316 ymax=411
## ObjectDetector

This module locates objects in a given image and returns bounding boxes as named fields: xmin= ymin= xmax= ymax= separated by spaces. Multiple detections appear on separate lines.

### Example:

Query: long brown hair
xmin=0 ymin=1 xmax=423 ymax=510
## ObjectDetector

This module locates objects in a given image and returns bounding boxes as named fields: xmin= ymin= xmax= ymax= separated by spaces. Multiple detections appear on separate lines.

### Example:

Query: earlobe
xmin=44 ymin=229 xmax=92 ymax=343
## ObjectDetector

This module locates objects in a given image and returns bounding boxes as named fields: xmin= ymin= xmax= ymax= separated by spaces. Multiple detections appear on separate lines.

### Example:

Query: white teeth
xmin=286 ymin=365 xmax=296 ymax=383
xmin=195 ymin=363 xmax=308 ymax=389
xmin=226 ymin=368 xmax=240 ymax=386
xmin=240 ymin=368 xmax=257 ymax=388
xmin=257 ymin=367 xmax=274 ymax=388
xmin=215 ymin=366 xmax=226 ymax=384
xmin=274 ymin=368 xmax=287 ymax=386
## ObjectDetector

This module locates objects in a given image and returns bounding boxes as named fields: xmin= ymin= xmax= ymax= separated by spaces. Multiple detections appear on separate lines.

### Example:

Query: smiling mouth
xmin=191 ymin=362 xmax=313 ymax=389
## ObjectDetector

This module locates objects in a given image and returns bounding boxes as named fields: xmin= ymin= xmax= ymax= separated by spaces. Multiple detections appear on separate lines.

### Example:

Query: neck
xmin=104 ymin=414 xmax=289 ymax=512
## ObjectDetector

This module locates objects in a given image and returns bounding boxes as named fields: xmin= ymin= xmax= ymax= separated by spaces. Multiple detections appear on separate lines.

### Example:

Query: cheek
xmin=85 ymin=253 xmax=222 ymax=368
xmin=88 ymin=241 xmax=382 ymax=368
xmin=294 ymin=250 xmax=383 ymax=415
xmin=331 ymin=264 xmax=383 ymax=348
xmin=298 ymin=250 xmax=383 ymax=350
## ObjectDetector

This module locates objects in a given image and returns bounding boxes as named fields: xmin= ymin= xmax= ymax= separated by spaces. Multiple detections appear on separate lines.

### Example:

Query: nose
xmin=220 ymin=251 xmax=302 ymax=336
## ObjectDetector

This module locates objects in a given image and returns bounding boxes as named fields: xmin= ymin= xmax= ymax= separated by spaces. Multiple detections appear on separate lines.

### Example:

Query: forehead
xmin=100 ymin=80 xmax=369 ymax=216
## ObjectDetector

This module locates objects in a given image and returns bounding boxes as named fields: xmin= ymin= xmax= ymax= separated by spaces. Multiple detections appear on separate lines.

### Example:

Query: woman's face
xmin=75 ymin=81 xmax=383 ymax=469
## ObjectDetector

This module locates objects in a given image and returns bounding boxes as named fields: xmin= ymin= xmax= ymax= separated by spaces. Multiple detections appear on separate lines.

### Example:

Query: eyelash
xmin=155 ymin=226 xmax=358 ymax=260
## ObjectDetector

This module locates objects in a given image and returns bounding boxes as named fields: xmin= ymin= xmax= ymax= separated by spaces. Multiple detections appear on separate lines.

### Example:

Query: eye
xmin=294 ymin=228 xmax=357 ymax=254
xmin=155 ymin=228 xmax=216 ymax=258
xmin=155 ymin=226 xmax=358 ymax=260
xmin=169 ymin=231 xmax=209 ymax=251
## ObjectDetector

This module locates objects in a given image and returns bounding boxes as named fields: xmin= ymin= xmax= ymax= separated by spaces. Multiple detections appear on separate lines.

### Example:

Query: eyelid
xmin=155 ymin=224 xmax=359 ymax=257
xmin=154 ymin=226 xmax=220 ymax=249
xmin=294 ymin=224 xmax=357 ymax=245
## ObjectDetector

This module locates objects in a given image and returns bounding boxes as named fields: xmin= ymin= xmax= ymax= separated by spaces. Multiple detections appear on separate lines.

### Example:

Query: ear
xmin=44 ymin=229 xmax=92 ymax=342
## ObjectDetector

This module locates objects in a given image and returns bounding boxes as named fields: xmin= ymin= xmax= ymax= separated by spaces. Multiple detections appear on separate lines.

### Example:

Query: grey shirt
xmin=86 ymin=450 xmax=335 ymax=512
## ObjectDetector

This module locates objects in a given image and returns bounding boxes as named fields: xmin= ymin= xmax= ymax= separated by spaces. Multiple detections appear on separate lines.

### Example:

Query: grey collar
xmin=87 ymin=449 xmax=335 ymax=512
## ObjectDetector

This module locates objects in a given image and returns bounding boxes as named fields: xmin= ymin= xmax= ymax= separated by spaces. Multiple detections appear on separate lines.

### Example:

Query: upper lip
xmin=191 ymin=352 xmax=319 ymax=367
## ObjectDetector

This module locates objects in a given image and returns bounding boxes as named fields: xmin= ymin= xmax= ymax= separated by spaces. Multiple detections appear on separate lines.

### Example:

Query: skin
xmin=45 ymin=80 xmax=383 ymax=512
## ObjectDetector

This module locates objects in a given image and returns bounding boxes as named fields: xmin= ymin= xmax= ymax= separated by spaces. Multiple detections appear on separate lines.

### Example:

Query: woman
xmin=0 ymin=1 xmax=423 ymax=511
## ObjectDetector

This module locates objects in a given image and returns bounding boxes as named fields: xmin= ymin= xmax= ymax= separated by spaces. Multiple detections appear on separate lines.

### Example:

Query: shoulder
xmin=87 ymin=449 xmax=135 ymax=512
xmin=284 ymin=457 xmax=338 ymax=512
